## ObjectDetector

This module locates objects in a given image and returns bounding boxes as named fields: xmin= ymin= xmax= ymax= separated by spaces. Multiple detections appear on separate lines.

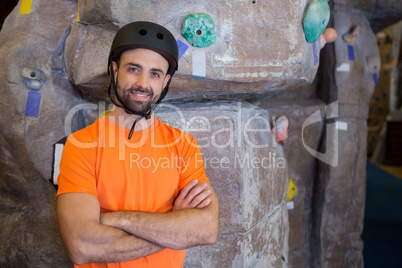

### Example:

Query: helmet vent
xmin=139 ymin=29 xmax=147 ymax=36
xmin=156 ymin=33 xmax=164 ymax=40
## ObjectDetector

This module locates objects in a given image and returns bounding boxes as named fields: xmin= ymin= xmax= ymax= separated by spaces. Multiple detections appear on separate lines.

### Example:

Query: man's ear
xmin=163 ymin=74 xmax=171 ymax=88
xmin=110 ymin=62 xmax=118 ymax=78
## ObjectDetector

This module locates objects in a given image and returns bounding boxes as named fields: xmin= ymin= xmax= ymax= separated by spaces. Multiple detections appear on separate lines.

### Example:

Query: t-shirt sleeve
xmin=56 ymin=135 xmax=97 ymax=197
xmin=178 ymin=134 xmax=209 ymax=190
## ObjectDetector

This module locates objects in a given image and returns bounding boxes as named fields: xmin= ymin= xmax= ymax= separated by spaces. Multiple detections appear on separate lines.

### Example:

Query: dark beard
xmin=124 ymin=87 xmax=155 ymax=114
xmin=113 ymin=78 xmax=160 ymax=114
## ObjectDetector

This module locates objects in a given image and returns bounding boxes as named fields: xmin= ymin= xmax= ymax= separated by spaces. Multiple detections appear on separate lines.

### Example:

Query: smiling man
xmin=112 ymin=48 xmax=166 ymax=115
xmin=56 ymin=21 xmax=219 ymax=268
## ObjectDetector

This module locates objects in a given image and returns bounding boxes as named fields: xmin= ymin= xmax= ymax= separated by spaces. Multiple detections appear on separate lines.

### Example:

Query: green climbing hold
xmin=303 ymin=0 xmax=330 ymax=43
xmin=181 ymin=13 xmax=216 ymax=48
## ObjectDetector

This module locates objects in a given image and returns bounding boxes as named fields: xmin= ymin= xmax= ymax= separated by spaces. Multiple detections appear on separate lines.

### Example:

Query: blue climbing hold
xmin=303 ymin=0 xmax=330 ymax=43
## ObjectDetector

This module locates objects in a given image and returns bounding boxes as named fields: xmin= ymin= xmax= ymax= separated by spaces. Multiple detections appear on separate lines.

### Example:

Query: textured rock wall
xmin=0 ymin=0 xmax=398 ymax=267
xmin=367 ymin=26 xmax=394 ymax=155
xmin=334 ymin=0 xmax=402 ymax=32
xmin=66 ymin=0 xmax=318 ymax=101
xmin=0 ymin=0 xmax=78 ymax=266
xmin=259 ymin=97 xmax=326 ymax=268
xmin=0 ymin=0 xmax=294 ymax=266
xmin=156 ymin=102 xmax=289 ymax=267
xmin=311 ymin=5 xmax=379 ymax=268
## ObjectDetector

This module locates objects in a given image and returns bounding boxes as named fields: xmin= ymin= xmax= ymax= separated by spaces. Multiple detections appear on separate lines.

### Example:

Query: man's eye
xmin=129 ymin=68 xmax=138 ymax=72
xmin=152 ymin=72 xmax=160 ymax=78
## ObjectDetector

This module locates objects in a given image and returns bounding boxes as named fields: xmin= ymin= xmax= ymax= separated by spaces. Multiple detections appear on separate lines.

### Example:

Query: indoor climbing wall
xmin=66 ymin=0 xmax=319 ymax=102
xmin=155 ymin=102 xmax=289 ymax=267
xmin=260 ymin=96 xmax=326 ymax=268
xmin=0 ymin=0 xmax=77 ymax=266
xmin=0 ymin=0 xmax=401 ymax=267
xmin=312 ymin=1 xmax=381 ymax=266
xmin=367 ymin=26 xmax=394 ymax=156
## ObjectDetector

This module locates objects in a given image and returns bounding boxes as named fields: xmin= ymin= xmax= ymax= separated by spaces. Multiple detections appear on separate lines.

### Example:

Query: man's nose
xmin=136 ymin=73 xmax=150 ymax=89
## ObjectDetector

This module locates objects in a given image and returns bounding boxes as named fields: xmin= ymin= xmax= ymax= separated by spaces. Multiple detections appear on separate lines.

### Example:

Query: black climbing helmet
xmin=109 ymin=21 xmax=179 ymax=76
xmin=107 ymin=21 xmax=179 ymax=140
xmin=108 ymin=21 xmax=178 ymax=107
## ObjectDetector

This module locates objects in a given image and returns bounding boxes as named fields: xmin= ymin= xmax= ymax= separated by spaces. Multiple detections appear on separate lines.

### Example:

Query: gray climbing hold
xmin=21 ymin=67 xmax=46 ymax=91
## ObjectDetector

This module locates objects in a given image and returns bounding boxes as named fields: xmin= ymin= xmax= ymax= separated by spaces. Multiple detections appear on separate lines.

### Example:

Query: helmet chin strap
xmin=109 ymin=56 xmax=157 ymax=140
xmin=126 ymin=106 xmax=155 ymax=140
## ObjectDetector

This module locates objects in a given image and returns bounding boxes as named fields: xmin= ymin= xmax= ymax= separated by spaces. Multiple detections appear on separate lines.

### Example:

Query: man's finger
xmin=189 ymin=189 xmax=211 ymax=207
xmin=196 ymin=198 xmax=211 ymax=209
xmin=177 ymin=179 xmax=198 ymax=200
xmin=184 ymin=183 xmax=208 ymax=204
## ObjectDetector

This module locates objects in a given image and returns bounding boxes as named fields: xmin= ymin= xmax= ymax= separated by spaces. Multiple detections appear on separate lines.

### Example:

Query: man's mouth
xmin=130 ymin=91 xmax=151 ymax=100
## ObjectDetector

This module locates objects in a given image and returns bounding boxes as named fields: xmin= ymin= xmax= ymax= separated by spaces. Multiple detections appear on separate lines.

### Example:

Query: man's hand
xmin=100 ymin=212 xmax=119 ymax=227
xmin=172 ymin=180 xmax=211 ymax=211
xmin=97 ymin=181 xmax=219 ymax=250
xmin=100 ymin=179 xmax=212 ymax=226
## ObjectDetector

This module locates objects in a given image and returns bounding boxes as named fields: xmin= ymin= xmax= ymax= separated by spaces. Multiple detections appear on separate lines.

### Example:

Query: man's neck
xmin=106 ymin=105 xmax=155 ymax=131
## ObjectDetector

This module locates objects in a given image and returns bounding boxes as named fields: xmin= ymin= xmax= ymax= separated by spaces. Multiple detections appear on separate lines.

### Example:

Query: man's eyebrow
xmin=125 ymin=63 xmax=165 ymax=75
xmin=150 ymin=68 xmax=165 ymax=75
xmin=125 ymin=63 xmax=142 ymax=69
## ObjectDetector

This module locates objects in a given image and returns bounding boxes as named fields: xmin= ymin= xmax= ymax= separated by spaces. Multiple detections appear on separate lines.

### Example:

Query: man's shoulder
xmin=157 ymin=118 xmax=195 ymax=141
xmin=156 ymin=119 xmax=199 ymax=151
xmin=66 ymin=118 xmax=104 ymax=146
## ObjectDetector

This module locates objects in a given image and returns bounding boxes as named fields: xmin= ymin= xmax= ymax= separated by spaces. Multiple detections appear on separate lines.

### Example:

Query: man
xmin=56 ymin=21 xmax=219 ymax=267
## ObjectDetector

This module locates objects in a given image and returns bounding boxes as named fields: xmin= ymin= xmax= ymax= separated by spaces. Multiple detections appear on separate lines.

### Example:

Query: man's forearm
xmin=57 ymin=193 xmax=164 ymax=265
xmin=68 ymin=223 xmax=164 ymax=264
xmin=100 ymin=184 xmax=219 ymax=251
xmin=101 ymin=207 xmax=218 ymax=250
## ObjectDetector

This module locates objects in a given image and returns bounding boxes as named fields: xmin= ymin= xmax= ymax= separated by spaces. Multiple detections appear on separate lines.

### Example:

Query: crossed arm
xmin=100 ymin=180 xmax=219 ymax=250
xmin=57 ymin=180 xmax=219 ymax=265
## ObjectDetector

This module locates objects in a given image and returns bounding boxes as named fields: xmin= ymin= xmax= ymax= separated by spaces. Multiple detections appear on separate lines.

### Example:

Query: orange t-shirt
xmin=57 ymin=117 xmax=209 ymax=268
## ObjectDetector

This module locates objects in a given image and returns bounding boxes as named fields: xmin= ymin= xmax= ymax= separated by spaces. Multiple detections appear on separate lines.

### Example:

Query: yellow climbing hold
xmin=20 ymin=0 xmax=32 ymax=14
xmin=286 ymin=177 xmax=297 ymax=201
xmin=77 ymin=0 xmax=80 ymax=22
